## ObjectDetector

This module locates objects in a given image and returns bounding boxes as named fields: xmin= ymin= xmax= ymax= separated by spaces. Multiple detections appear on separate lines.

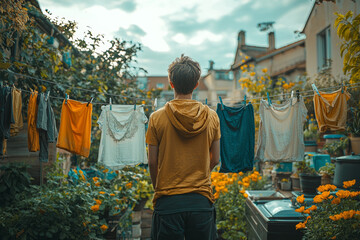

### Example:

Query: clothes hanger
xmin=205 ymin=98 xmax=207 ymax=105
xmin=243 ymin=95 xmax=247 ymax=104
xmin=65 ymin=93 xmax=69 ymax=104
xmin=296 ymin=90 xmax=300 ymax=102
xmin=87 ymin=97 xmax=93 ymax=107
xmin=109 ymin=97 xmax=112 ymax=111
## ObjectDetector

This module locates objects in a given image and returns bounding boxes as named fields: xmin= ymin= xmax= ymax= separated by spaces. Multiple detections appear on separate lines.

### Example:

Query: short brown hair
xmin=168 ymin=54 xmax=201 ymax=95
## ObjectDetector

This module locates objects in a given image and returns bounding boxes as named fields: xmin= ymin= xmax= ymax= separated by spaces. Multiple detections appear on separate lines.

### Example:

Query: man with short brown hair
xmin=146 ymin=54 xmax=220 ymax=240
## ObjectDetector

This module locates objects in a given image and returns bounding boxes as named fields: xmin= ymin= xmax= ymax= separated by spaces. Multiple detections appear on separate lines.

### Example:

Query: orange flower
xmin=331 ymin=236 xmax=336 ymax=239
xmin=100 ymin=224 xmax=108 ymax=231
xmin=295 ymin=206 xmax=305 ymax=213
xmin=86 ymin=183 xmax=90 ymax=187
xmin=262 ymin=68 xmax=268 ymax=73
xmin=250 ymin=72 xmax=256 ymax=77
xmin=308 ymin=205 xmax=317 ymax=211
xmin=95 ymin=182 xmax=100 ymax=187
xmin=296 ymin=194 xmax=305 ymax=204
xmin=91 ymin=205 xmax=100 ymax=212
xmin=238 ymin=172 xmax=244 ymax=176
xmin=243 ymin=193 xmax=248 ymax=198
xmin=95 ymin=199 xmax=102 ymax=205
xmin=103 ymin=169 xmax=109 ymax=173
xmin=110 ymin=193 xmax=115 ymax=197
xmin=99 ymin=191 xmax=105 ymax=195
xmin=321 ymin=191 xmax=330 ymax=199
xmin=92 ymin=177 xmax=99 ymax=182
xmin=331 ymin=197 xmax=341 ymax=205
xmin=125 ymin=182 xmax=133 ymax=189
xmin=336 ymin=190 xmax=350 ymax=199
xmin=343 ymin=179 xmax=356 ymax=188
xmin=313 ymin=195 xmax=324 ymax=203
xmin=295 ymin=222 xmax=306 ymax=230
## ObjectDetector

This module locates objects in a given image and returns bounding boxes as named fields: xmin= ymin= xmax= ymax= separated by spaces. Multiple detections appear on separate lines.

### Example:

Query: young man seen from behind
xmin=146 ymin=54 xmax=221 ymax=240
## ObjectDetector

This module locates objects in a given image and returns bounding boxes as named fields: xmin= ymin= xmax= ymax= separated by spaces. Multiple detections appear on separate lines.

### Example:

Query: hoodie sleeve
xmin=213 ymin=113 xmax=221 ymax=141
xmin=146 ymin=114 xmax=159 ymax=146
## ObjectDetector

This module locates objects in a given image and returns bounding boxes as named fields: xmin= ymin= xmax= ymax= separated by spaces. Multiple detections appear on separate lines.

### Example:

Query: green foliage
xmin=304 ymin=119 xmax=319 ymax=141
xmin=319 ymin=162 xmax=335 ymax=177
xmin=323 ymin=137 xmax=349 ymax=157
xmin=295 ymin=155 xmax=318 ymax=175
xmin=348 ymin=108 xmax=360 ymax=137
xmin=0 ymin=163 xmax=32 ymax=207
xmin=334 ymin=11 xmax=360 ymax=84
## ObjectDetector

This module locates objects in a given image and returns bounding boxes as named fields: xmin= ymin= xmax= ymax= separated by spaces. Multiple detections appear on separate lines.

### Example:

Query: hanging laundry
xmin=97 ymin=105 xmax=148 ymax=169
xmin=0 ymin=86 xmax=14 ymax=155
xmin=28 ymin=90 xmax=40 ymax=152
xmin=313 ymin=87 xmax=351 ymax=132
xmin=10 ymin=87 xmax=23 ymax=136
xmin=57 ymin=99 xmax=92 ymax=158
xmin=37 ymin=92 xmax=57 ymax=162
xmin=255 ymin=97 xmax=308 ymax=162
xmin=216 ymin=102 xmax=255 ymax=173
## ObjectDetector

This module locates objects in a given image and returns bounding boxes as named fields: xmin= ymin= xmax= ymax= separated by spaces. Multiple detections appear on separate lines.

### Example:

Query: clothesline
xmin=2 ymin=69 xmax=360 ymax=106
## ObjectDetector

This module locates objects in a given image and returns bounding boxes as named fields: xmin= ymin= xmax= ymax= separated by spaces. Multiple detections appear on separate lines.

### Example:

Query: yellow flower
xmin=243 ymin=193 xmax=248 ymax=198
xmin=296 ymin=194 xmax=305 ymax=204
xmin=262 ymin=68 xmax=268 ymax=73
xmin=91 ymin=205 xmax=100 ymax=212
xmin=110 ymin=193 xmax=115 ymax=197
xmin=242 ymin=59 xmax=245 ymax=63
xmin=100 ymin=224 xmax=108 ymax=231
xmin=245 ymin=56 xmax=249 ymax=60
xmin=250 ymin=72 xmax=256 ymax=76
xmin=103 ymin=169 xmax=109 ymax=173
xmin=99 ymin=191 xmax=105 ymax=195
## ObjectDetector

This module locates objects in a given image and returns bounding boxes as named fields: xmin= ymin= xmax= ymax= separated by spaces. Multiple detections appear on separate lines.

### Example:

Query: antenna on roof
xmin=257 ymin=22 xmax=275 ymax=32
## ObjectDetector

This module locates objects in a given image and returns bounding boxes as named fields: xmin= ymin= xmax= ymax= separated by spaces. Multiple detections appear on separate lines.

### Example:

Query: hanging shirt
xmin=97 ymin=105 xmax=148 ymax=169
xmin=313 ymin=88 xmax=351 ymax=132
xmin=27 ymin=90 xmax=40 ymax=152
xmin=37 ymin=93 xmax=57 ymax=162
xmin=146 ymin=100 xmax=221 ymax=205
xmin=255 ymin=97 xmax=307 ymax=162
xmin=10 ymin=87 xmax=23 ymax=137
xmin=216 ymin=102 xmax=255 ymax=173
xmin=56 ymin=99 xmax=92 ymax=158
xmin=0 ymin=86 xmax=14 ymax=155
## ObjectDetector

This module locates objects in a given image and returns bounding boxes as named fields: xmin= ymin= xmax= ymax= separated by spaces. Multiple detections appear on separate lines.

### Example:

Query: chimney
xmin=209 ymin=60 xmax=214 ymax=71
xmin=238 ymin=30 xmax=245 ymax=47
xmin=268 ymin=31 xmax=275 ymax=51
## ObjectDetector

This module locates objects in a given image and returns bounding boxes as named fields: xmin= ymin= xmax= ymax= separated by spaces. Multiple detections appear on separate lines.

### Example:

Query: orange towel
xmin=313 ymin=87 xmax=351 ymax=132
xmin=56 ymin=99 xmax=92 ymax=157
xmin=27 ymin=90 xmax=40 ymax=152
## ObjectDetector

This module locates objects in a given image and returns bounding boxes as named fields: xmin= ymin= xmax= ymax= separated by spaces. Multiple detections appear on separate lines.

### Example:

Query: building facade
xmin=302 ymin=0 xmax=360 ymax=80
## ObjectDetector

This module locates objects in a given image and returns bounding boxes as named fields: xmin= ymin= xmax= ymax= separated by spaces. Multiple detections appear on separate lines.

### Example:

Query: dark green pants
xmin=151 ymin=193 xmax=217 ymax=240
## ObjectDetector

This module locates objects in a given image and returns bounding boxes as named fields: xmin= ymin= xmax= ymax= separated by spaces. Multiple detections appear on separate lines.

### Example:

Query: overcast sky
xmin=38 ymin=0 xmax=314 ymax=76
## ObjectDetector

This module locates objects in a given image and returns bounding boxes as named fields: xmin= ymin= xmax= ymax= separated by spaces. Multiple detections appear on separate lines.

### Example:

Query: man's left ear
xmin=194 ymin=82 xmax=199 ymax=90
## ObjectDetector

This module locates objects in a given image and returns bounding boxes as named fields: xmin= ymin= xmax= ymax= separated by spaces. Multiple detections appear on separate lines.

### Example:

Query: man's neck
xmin=174 ymin=92 xmax=193 ymax=100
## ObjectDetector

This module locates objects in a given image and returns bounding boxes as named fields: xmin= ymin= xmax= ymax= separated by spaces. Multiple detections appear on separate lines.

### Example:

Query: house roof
xmin=301 ymin=2 xmax=316 ymax=33
xmin=270 ymin=61 xmax=306 ymax=77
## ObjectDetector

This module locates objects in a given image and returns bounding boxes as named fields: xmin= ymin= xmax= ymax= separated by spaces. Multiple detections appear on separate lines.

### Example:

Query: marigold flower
xmin=343 ymin=179 xmax=356 ymax=189
xmin=295 ymin=206 xmax=305 ymax=213
xmin=91 ymin=205 xmax=100 ymax=212
xmin=95 ymin=199 xmax=102 ymax=205
xmin=92 ymin=177 xmax=99 ymax=182
xmin=86 ymin=183 xmax=90 ymax=187
xmin=125 ymin=182 xmax=133 ymax=189
xmin=243 ymin=193 xmax=248 ymax=198
xmin=110 ymin=193 xmax=115 ymax=196
xmin=99 ymin=191 xmax=105 ymax=195
xmin=331 ymin=236 xmax=336 ymax=239
xmin=238 ymin=172 xmax=244 ymax=176
xmin=103 ymin=169 xmax=109 ymax=173
xmin=262 ymin=68 xmax=268 ymax=73
xmin=331 ymin=197 xmax=341 ymax=205
xmin=239 ymin=189 xmax=245 ymax=194
xmin=73 ymin=169 xmax=78 ymax=174
xmin=308 ymin=205 xmax=317 ymax=211
xmin=321 ymin=191 xmax=330 ymax=199
xmin=250 ymin=72 xmax=256 ymax=77
xmin=95 ymin=182 xmax=100 ymax=187
xmin=336 ymin=190 xmax=350 ymax=199
xmin=313 ymin=195 xmax=324 ymax=203
xmin=295 ymin=222 xmax=306 ymax=230
xmin=296 ymin=194 xmax=305 ymax=204
xmin=100 ymin=224 xmax=108 ymax=231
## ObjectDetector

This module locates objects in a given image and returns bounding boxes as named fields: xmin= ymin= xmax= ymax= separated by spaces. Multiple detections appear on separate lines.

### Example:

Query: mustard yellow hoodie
xmin=146 ymin=99 xmax=221 ymax=205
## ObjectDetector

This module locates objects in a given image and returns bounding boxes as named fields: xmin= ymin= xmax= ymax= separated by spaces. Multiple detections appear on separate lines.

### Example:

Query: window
xmin=156 ymin=83 xmax=164 ymax=89
xmin=317 ymin=26 xmax=331 ymax=71
xmin=215 ymin=71 xmax=233 ymax=80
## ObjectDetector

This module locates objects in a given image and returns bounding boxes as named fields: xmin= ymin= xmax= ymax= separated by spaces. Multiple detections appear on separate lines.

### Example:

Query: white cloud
xmin=189 ymin=30 xmax=223 ymax=46
xmin=172 ymin=33 xmax=187 ymax=44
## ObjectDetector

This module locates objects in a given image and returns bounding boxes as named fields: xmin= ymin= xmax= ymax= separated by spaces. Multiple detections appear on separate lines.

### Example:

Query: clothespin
xmin=154 ymin=98 xmax=158 ymax=109
xmin=341 ymin=82 xmax=344 ymax=93
xmin=65 ymin=93 xmax=68 ymax=104
xmin=219 ymin=96 xmax=224 ymax=110
xmin=87 ymin=97 xmax=93 ymax=107
xmin=267 ymin=92 xmax=272 ymax=105
xmin=311 ymin=84 xmax=320 ymax=96
xmin=291 ymin=90 xmax=294 ymax=99
xmin=296 ymin=90 xmax=300 ymax=102
xmin=243 ymin=95 xmax=247 ymax=104
xmin=46 ymin=91 xmax=50 ymax=101
xmin=109 ymin=98 xmax=112 ymax=111
xmin=205 ymin=98 xmax=208 ymax=105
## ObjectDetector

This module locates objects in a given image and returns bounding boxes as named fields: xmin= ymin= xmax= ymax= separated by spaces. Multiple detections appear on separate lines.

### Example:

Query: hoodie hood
xmin=165 ymin=100 xmax=211 ymax=138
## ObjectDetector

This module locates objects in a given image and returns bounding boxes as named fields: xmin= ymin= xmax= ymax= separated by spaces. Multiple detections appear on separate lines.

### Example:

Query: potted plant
xmin=322 ymin=137 xmax=349 ymax=157
xmin=280 ymin=178 xmax=291 ymax=191
xmin=295 ymin=155 xmax=321 ymax=194
xmin=347 ymin=108 xmax=360 ymax=154
xmin=318 ymin=162 xmax=335 ymax=185
xmin=304 ymin=118 xmax=319 ymax=152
